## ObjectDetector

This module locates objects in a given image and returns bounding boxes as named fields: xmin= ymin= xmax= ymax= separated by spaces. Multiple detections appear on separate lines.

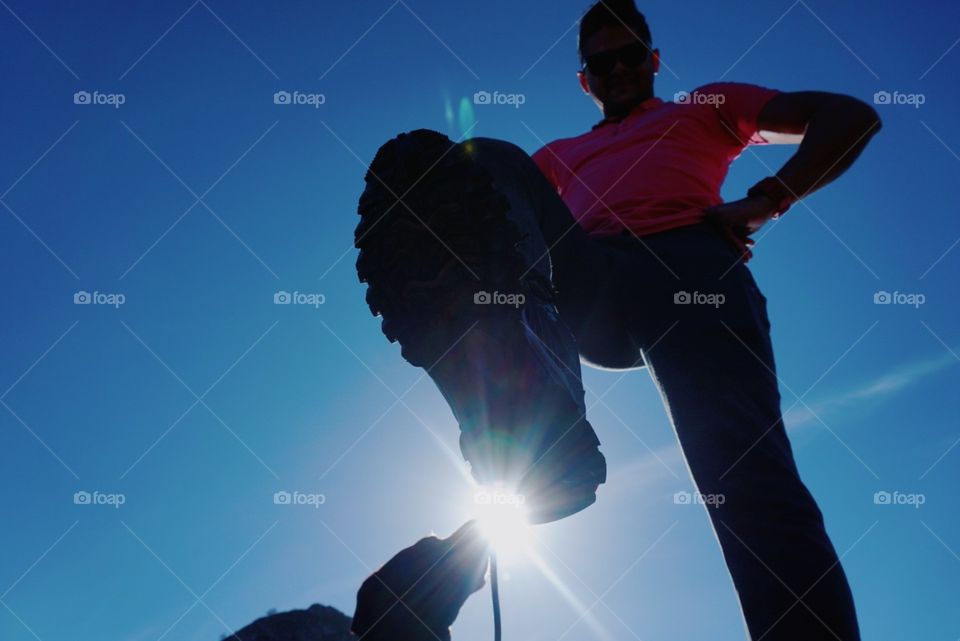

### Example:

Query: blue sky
xmin=0 ymin=1 xmax=958 ymax=640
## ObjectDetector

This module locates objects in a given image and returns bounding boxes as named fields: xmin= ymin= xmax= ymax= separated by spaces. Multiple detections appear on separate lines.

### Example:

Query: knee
xmin=461 ymin=136 xmax=531 ymax=166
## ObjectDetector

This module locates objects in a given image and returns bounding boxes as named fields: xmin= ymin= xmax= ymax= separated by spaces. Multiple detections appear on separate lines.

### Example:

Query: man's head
xmin=577 ymin=0 xmax=659 ymax=119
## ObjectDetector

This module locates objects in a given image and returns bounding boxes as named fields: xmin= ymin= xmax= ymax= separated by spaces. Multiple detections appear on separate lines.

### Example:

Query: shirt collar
xmin=591 ymin=96 xmax=664 ymax=130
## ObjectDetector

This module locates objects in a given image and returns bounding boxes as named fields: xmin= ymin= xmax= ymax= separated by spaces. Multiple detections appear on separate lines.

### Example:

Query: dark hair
xmin=577 ymin=0 xmax=652 ymax=64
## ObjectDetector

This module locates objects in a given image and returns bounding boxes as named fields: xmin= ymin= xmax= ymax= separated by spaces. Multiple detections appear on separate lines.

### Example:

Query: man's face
xmin=578 ymin=25 xmax=660 ymax=118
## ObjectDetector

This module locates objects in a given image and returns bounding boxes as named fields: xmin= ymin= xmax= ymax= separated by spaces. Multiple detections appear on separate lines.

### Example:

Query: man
xmin=354 ymin=0 xmax=880 ymax=638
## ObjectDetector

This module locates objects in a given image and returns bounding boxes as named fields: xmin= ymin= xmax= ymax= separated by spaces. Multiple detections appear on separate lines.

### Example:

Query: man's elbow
xmin=844 ymin=95 xmax=883 ymax=137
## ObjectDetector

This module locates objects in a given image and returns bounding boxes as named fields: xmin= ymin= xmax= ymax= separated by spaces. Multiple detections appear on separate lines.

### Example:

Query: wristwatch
xmin=747 ymin=176 xmax=797 ymax=220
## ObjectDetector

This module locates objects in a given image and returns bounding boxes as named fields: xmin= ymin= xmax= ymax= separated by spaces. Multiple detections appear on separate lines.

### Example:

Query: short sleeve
xmin=694 ymin=82 xmax=782 ymax=146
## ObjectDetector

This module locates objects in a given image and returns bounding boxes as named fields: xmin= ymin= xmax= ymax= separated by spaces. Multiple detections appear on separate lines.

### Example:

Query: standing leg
xmin=617 ymin=223 xmax=861 ymax=640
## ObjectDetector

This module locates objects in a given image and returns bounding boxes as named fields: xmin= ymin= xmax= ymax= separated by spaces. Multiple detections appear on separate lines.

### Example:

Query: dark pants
xmin=463 ymin=136 xmax=861 ymax=640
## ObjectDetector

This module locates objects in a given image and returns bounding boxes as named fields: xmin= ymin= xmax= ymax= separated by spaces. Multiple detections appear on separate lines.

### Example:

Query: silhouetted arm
xmin=756 ymin=90 xmax=882 ymax=200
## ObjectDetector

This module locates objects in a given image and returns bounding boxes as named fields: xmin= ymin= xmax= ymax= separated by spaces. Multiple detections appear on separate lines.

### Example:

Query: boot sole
xmin=355 ymin=129 xmax=530 ymax=368
xmin=355 ymin=129 xmax=604 ymax=524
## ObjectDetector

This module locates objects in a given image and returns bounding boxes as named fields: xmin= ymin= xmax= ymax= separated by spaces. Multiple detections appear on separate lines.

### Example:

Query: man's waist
xmin=580 ymin=205 xmax=711 ymax=238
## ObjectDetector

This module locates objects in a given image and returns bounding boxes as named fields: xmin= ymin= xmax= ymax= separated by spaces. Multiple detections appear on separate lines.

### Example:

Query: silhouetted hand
xmin=351 ymin=521 xmax=490 ymax=641
xmin=704 ymin=195 xmax=778 ymax=262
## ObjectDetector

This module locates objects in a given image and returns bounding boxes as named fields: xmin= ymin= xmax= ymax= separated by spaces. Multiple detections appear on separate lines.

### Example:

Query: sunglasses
xmin=581 ymin=41 xmax=651 ymax=76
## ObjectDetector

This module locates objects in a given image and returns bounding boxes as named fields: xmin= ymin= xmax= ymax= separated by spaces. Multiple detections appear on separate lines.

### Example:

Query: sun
xmin=469 ymin=484 xmax=533 ymax=563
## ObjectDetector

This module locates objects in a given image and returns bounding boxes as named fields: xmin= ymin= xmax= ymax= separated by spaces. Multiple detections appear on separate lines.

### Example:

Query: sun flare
xmin=469 ymin=485 xmax=533 ymax=562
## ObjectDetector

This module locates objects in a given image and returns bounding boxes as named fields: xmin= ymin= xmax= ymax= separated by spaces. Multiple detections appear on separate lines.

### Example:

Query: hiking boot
xmin=355 ymin=129 xmax=606 ymax=524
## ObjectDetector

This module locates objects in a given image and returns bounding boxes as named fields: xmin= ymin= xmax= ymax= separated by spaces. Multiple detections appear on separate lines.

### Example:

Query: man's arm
xmin=705 ymin=90 xmax=882 ymax=257
xmin=756 ymin=90 xmax=883 ymax=200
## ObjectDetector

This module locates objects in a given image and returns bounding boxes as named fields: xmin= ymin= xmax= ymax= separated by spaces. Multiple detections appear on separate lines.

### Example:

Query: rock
xmin=224 ymin=603 xmax=354 ymax=640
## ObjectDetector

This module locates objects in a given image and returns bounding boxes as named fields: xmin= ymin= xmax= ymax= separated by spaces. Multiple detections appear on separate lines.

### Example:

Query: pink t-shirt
xmin=531 ymin=82 xmax=782 ymax=237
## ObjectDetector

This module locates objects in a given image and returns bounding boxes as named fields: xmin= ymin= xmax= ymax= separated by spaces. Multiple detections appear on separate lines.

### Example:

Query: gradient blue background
xmin=1 ymin=1 xmax=958 ymax=640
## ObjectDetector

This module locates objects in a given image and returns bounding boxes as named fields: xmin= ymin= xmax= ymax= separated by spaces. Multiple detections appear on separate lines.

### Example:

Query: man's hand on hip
xmin=703 ymin=195 xmax=778 ymax=261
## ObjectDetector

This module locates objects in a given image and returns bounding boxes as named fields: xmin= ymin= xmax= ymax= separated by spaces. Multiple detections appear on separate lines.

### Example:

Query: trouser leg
xmin=616 ymin=224 xmax=862 ymax=640
xmin=465 ymin=137 xmax=642 ymax=371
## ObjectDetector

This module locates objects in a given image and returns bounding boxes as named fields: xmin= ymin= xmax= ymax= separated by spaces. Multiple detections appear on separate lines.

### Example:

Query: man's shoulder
xmin=682 ymin=81 xmax=782 ymax=106
xmin=690 ymin=80 xmax=774 ymax=93
xmin=676 ymin=81 xmax=783 ymax=145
